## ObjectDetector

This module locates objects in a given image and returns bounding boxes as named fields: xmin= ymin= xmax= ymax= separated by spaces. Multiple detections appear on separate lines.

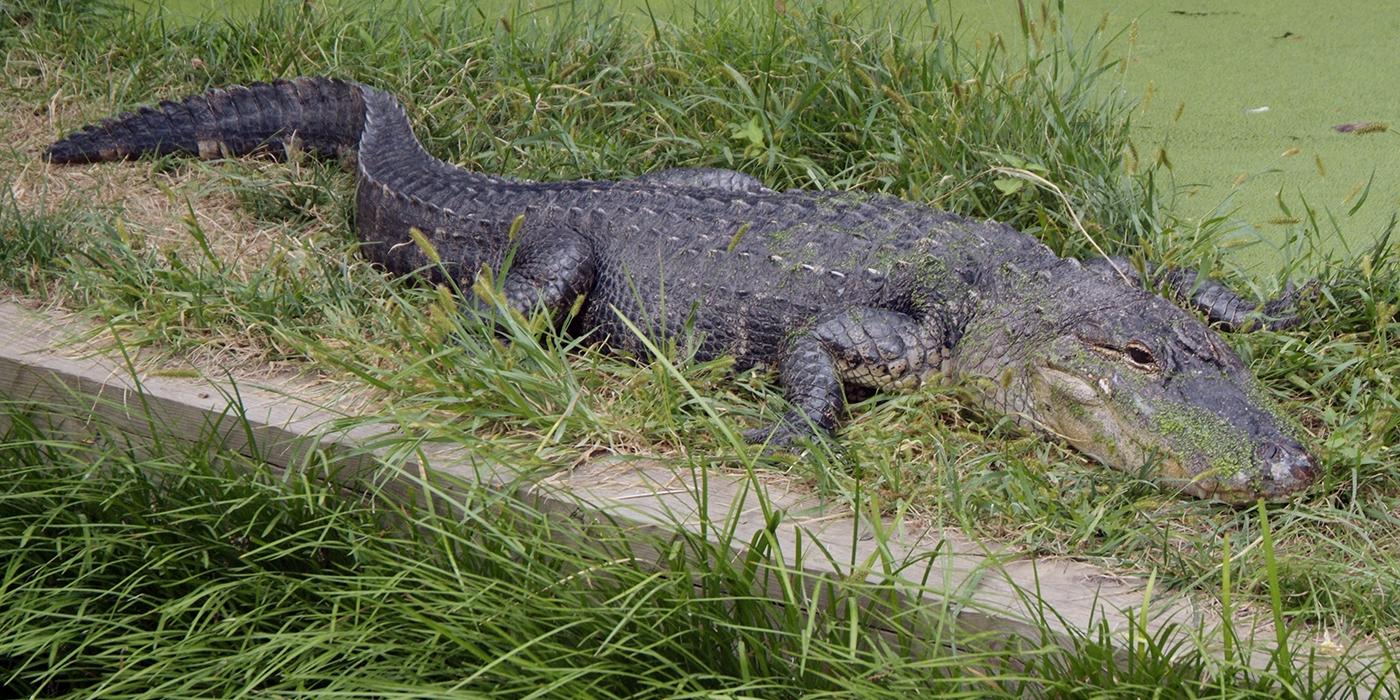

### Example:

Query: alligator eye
xmin=1125 ymin=342 xmax=1157 ymax=369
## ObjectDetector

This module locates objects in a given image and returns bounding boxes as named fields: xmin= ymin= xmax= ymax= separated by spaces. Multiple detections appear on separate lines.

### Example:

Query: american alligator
xmin=43 ymin=76 xmax=1318 ymax=503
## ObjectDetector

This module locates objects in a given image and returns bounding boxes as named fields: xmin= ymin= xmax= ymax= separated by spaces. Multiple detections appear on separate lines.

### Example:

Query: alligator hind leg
xmin=746 ymin=307 xmax=947 ymax=447
xmin=469 ymin=230 xmax=597 ymax=331
xmin=1083 ymin=256 xmax=1312 ymax=331
xmin=1166 ymin=273 xmax=1315 ymax=331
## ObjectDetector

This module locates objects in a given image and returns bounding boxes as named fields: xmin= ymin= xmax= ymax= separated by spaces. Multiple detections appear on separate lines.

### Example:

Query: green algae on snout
xmin=1245 ymin=378 xmax=1308 ymax=443
xmin=1152 ymin=403 xmax=1254 ymax=479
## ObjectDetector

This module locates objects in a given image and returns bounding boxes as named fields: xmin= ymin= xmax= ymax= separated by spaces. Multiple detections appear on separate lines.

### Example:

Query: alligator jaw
xmin=1029 ymin=367 xmax=1317 ymax=504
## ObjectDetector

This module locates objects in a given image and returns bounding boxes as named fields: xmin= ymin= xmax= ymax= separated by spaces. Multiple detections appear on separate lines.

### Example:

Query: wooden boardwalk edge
xmin=0 ymin=301 xmax=1276 ymax=665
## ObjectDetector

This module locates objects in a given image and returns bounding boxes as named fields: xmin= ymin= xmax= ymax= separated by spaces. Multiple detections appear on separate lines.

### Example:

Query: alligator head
xmin=957 ymin=263 xmax=1316 ymax=503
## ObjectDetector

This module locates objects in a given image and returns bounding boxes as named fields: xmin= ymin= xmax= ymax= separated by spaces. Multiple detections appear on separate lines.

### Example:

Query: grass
xmin=2 ymin=403 xmax=1395 ymax=697
xmin=1 ymin=0 xmax=1398 ymax=694
xmin=0 ymin=405 xmax=999 ymax=697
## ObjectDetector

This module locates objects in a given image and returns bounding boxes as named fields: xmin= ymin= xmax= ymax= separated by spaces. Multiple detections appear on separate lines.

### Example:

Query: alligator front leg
xmin=470 ymin=230 xmax=597 ymax=330
xmin=1083 ymin=256 xmax=1311 ymax=331
xmin=746 ymin=307 xmax=948 ymax=447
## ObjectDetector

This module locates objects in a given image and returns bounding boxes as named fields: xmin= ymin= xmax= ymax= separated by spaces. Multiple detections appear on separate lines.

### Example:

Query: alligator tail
xmin=43 ymin=77 xmax=366 ymax=164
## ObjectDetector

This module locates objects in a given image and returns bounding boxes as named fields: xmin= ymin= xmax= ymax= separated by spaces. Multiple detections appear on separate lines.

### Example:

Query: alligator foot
xmin=742 ymin=418 xmax=827 ymax=451
xmin=1252 ymin=278 xmax=1320 ymax=331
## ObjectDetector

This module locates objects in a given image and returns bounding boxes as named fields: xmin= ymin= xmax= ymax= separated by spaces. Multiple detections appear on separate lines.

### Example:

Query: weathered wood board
xmin=0 ymin=300 xmax=1288 ymax=668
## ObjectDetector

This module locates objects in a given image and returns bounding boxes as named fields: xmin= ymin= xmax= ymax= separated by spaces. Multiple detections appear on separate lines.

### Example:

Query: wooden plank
xmin=0 ymin=300 xmax=1265 ymax=662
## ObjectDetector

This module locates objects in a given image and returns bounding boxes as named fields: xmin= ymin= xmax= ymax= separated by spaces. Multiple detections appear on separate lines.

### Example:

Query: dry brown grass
xmin=6 ymin=103 xmax=300 ymax=271
xmin=2 ymin=96 xmax=376 ymax=410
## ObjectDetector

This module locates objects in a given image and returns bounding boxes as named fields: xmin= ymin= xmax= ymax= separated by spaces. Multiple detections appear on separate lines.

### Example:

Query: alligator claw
xmin=742 ymin=421 xmax=824 ymax=452
xmin=1255 ymin=278 xmax=1319 ymax=331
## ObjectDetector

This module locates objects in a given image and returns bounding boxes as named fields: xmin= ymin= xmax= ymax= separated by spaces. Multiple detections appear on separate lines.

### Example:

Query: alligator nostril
xmin=1288 ymin=450 xmax=1317 ymax=482
xmin=1290 ymin=456 xmax=1315 ymax=482
xmin=1255 ymin=439 xmax=1316 ymax=490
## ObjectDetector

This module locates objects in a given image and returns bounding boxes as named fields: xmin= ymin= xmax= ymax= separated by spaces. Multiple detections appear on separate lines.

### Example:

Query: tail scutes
xmin=43 ymin=76 xmax=366 ymax=165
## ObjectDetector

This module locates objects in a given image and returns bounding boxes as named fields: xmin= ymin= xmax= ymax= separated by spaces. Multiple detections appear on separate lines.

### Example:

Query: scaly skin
xmin=43 ymin=76 xmax=1319 ymax=503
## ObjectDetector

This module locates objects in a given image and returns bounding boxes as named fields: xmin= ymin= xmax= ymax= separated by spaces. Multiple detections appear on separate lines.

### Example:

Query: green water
xmin=1041 ymin=1 xmax=1400 ymax=267
xmin=129 ymin=0 xmax=1399 ymax=267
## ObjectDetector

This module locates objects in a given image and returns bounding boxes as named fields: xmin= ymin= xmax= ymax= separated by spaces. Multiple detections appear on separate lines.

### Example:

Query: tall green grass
xmin=2 ymin=401 xmax=1395 ymax=697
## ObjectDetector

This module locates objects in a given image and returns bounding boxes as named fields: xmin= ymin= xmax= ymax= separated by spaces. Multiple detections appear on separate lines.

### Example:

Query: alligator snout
xmin=1255 ymin=438 xmax=1317 ymax=500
